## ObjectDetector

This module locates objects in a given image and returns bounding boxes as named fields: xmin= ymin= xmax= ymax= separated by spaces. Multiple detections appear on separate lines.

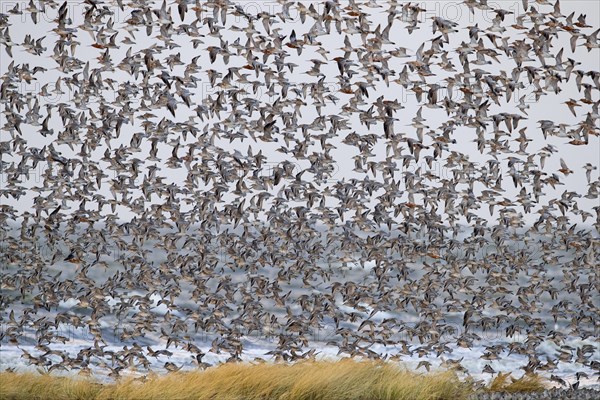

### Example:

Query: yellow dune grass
xmin=0 ymin=360 xmax=545 ymax=400
xmin=486 ymin=372 xmax=547 ymax=393
xmin=0 ymin=372 xmax=102 ymax=400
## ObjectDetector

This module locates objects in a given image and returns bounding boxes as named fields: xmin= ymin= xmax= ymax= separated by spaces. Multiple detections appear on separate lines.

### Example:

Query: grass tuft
xmin=0 ymin=372 xmax=102 ymax=400
xmin=0 ymin=361 xmax=549 ymax=400
xmin=487 ymin=372 xmax=547 ymax=393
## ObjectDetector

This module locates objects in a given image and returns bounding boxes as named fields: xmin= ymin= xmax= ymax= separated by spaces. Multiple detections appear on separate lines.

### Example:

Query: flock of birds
xmin=0 ymin=0 xmax=599 ymax=388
